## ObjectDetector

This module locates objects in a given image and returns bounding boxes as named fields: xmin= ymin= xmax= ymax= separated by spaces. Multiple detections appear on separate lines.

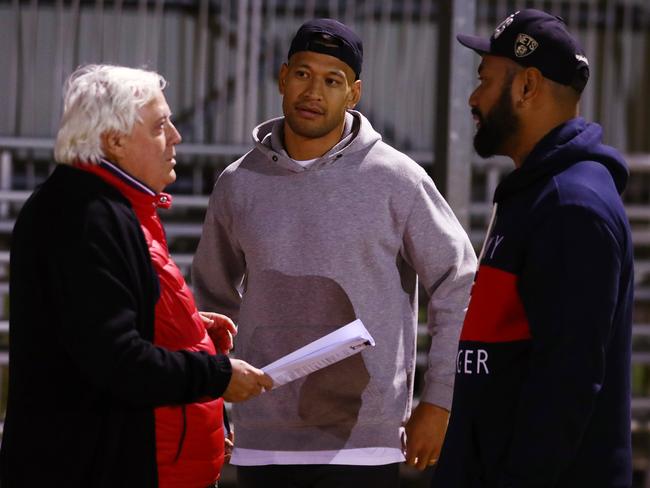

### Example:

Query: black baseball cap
xmin=457 ymin=9 xmax=589 ymax=92
xmin=288 ymin=18 xmax=363 ymax=80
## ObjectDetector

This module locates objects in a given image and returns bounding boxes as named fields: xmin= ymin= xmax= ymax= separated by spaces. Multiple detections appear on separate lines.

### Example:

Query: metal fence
xmin=2 ymin=0 xmax=648 ymax=152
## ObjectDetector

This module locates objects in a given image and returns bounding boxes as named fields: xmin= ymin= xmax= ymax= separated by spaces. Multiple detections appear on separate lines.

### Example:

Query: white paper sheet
xmin=261 ymin=319 xmax=375 ymax=389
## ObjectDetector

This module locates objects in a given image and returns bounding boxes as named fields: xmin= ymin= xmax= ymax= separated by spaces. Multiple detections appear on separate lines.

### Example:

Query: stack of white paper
xmin=261 ymin=319 xmax=375 ymax=389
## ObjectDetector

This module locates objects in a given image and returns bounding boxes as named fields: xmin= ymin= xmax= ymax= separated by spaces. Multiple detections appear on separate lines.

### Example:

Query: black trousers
xmin=237 ymin=463 xmax=401 ymax=488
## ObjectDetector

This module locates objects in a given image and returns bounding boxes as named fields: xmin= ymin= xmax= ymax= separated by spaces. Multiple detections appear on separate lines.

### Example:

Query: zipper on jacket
xmin=173 ymin=405 xmax=187 ymax=463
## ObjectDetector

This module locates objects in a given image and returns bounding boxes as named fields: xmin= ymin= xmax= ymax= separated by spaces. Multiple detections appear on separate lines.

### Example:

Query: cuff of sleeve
xmin=419 ymin=379 xmax=453 ymax=410
xmin=212 ymin=354 xmax=232 ymax=398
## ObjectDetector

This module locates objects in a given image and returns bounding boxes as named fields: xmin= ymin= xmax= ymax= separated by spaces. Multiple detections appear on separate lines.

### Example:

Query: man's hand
xmin=224 ymin=430 xmax=234 ymax=464
xmin=404 ymin=402 xmax=450 ymax=470
xmin=222 ymin=358 xmax=274 ymax=403
xmin=200 ymin=311 xmax=237 ymax=353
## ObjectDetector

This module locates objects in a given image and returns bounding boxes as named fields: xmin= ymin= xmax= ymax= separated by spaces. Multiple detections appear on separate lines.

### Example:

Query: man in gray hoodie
xmin=193 ymin=18 xmax=476 ymax=488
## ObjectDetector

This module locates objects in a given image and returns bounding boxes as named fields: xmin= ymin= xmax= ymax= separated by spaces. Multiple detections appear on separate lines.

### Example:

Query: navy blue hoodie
xmin=433 ymin=118 xmax=633 ymax=488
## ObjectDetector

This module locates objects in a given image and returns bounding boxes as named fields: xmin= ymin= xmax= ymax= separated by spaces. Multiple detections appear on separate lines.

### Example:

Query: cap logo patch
xmin=493 ymin=11 xmax=519 ymax=39
xmin=514 ymin=33 xmax=538 ymax=57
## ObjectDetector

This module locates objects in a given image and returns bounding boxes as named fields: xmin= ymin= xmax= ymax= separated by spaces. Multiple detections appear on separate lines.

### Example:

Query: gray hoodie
xmin=192 ymin=111 xmax=476 ymax=456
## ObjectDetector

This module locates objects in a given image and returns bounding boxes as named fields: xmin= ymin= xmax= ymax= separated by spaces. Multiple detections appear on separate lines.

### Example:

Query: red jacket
xmin=83 ymin=161 xmax=225 ymax=488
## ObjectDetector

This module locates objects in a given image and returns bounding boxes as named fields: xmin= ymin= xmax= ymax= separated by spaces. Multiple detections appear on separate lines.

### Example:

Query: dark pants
xmin=237 ymin=463 xmax=401 ymax=488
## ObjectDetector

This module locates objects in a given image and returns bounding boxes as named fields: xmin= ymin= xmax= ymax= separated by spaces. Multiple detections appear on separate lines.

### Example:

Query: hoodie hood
xmin=251 ymin=110 xmax=382 ymax=173
xmin=494 ymin=117 xmax=628 ymax=203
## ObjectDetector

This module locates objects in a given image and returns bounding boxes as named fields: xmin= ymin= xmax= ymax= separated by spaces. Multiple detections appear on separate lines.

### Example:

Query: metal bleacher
xmin=2 ymin=0 xmax=650 ymax=486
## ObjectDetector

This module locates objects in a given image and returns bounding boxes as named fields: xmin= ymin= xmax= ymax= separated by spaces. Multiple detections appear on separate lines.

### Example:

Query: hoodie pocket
xmin=240 ymin=324 xmax=383 ymax=428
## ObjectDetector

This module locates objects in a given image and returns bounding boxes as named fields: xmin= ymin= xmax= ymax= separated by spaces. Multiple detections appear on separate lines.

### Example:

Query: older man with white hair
xmin=0 ymin=64 xmax=272 ymax=488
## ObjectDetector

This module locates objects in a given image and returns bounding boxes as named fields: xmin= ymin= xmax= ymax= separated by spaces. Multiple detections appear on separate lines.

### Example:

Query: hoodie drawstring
xmin=477 ymin=203 xmax=498 ymax=268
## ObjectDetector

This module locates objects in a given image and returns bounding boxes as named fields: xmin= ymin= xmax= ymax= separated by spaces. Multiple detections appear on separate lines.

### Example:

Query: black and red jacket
xmin=434 ymin=118 xmax=633 ymax=487
xmin=1 ymin=163 xmax=232 ymax=487
xmin=83 ymin=161 xmax=226 ymax=488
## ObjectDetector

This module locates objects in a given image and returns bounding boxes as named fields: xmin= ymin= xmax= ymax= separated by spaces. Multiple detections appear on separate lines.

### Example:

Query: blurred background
xmin=0 ymin=0 xmax=649 ymax=486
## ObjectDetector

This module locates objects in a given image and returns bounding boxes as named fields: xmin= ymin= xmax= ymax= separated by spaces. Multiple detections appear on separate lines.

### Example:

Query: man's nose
xmin=168 ymin=122 xmax=182 ymax=145
xmin=468 ymin=87 xmax=479 ymax=108
xmin=303 ymin=78 xmax=324 ymax=100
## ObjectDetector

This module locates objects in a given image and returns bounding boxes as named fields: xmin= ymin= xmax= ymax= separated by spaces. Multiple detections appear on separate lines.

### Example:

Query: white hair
xmin=54 ymin=64 xmax=167 ymax=164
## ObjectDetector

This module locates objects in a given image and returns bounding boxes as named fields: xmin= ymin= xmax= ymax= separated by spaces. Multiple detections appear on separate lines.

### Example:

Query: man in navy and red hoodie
xmin=433 ymin=9 xmax=633 ymax=488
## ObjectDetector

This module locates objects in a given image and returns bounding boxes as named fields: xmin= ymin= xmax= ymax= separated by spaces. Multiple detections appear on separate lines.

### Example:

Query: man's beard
xmin=473 ymin=77 xmax=519 ymax=158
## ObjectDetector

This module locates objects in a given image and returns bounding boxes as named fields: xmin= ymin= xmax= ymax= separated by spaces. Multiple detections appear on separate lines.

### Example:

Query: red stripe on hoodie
xmin=460 ymin=265 xmax=531 ymax=342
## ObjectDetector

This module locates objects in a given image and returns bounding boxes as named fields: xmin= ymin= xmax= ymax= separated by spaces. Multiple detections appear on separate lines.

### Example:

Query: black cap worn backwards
xmin=288 ymin=18 xmax=363 ymax=80
xmin=457 ymin=9 xmax=590 ymax=92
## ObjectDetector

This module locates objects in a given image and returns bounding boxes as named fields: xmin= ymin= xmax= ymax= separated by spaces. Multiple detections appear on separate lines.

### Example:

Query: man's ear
xmin=347 ymin=79 xmax=362 ymax=109
xmin=518 ymin=67 xmax=543 ymax=104
xmin=100 ymin=131 xmax=124 ymax=162
xmin=278 ymin=63 xmax=289 ymax=95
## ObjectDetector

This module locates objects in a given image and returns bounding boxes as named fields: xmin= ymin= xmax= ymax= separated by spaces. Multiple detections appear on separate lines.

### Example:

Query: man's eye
xmin=326 ymin=79 xmax=340 ymax=86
